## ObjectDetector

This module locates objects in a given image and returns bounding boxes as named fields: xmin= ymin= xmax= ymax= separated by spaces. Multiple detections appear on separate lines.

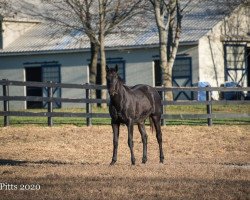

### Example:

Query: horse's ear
xmin=106 ymin=65 xmax=109 ymax=73
xmin=115 ymin=64 xmax=118 ymax=72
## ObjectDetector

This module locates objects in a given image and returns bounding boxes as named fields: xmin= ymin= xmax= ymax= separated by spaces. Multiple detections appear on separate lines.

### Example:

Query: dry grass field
xmin=0 ymin=125 xmax=249 ymax=200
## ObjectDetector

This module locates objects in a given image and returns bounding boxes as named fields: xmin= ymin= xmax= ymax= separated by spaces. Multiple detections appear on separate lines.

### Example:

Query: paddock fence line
xmin=0 ymin=79 xmax=250 ymax=127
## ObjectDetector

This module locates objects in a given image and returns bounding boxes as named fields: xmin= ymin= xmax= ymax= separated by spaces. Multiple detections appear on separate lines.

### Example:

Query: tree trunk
xmin=89 ymin=42 xmax=99 ymax=100
xmin=166 ymin=0 xmax=182 ymax=100
xmin=100 ymin=36 xmax=107 ymax=108
xmin=99 ymin=0 xmax=107 ymax=108
xmin=153 ymin=0 xmax=173 ymax=100
xmin=159 ymin=29 xmax=171 ymax=100
xmin=164 ymin=0 xmax=176 ymax=101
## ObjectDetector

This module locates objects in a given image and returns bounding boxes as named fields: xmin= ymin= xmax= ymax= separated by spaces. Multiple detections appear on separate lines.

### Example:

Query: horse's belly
xmin=134 ymin=109 xmax=151 ymax=122
xmin=109 ymin=107 xmax=129 ymax=124
xmin=109 ymin=98 xmax=153 ymax=124
xmin=134 ymin=98 xmax=152 ymax=119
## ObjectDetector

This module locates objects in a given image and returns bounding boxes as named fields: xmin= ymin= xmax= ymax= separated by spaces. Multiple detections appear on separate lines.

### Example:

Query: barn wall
xmin=0 ymin=44 xmax=199 ymax=109
xmin=0 ymin=52 xmax=89 ymax=109
xmin=106 ymin=45 xmax=199 ymax=88
xmin=58 ymin=52 xmax=89 ymax=108
xmin=2 ymin=20 xmax=38 ymax=49
xmin=198 ymin=33 xmax=225 ymax=87
xmin=0 ymin=56 xmax=27 ymax=109
xmin=198 ymin=5 xmax=250 ymax=99
xmin=106 ymin=48 xmax=158 ymax=86
xmin=198 ymin=24 xmax=229 ymax=100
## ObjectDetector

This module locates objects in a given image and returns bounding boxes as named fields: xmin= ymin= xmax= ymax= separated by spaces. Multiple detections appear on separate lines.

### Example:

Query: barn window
xmin=153 ymin=57 xmax=192 ymax=100
xmin=224 ymin=44 xmax=247 ymax=87
xmin=42 ymin=64 xmax=61 ymax=108
xmin=24 ymin=62 xmax=61 ymax=109
xmin=42 ymin=64 xmax=61 ymax=83
xmin=106 ymin=58 xmax=126 ymax=82
xmin=172 ymin=57 xmax=192 ymax=100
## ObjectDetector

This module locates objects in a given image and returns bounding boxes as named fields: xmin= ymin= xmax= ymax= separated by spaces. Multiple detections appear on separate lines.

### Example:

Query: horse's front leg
xmin=127 ymin=119 xmax=135 ymax=165
xmin=110 ymin=121 xmax=120 ymax=165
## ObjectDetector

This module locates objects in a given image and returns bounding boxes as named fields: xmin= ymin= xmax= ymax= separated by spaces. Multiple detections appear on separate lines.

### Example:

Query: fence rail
xmin=0 ymin=79 xmax=250 ymax=127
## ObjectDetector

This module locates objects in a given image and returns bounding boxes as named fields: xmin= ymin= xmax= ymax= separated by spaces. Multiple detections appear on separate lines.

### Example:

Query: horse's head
xmin=106 ymin=65 xmax=119 ymax=96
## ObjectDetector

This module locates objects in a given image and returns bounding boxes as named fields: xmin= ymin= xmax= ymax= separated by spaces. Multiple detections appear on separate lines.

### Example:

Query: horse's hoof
xmin=110 ymin=160 xmax=116 ymax=166
xmin=142 ymin=158 xmax=147 ymax=164
xmin=160 ymin=156 xmax=164 ymax=164
xmin=131 ymin=159 xmax=136 ymax=165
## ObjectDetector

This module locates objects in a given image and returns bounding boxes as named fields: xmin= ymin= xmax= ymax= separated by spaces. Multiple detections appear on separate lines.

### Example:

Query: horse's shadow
xmin=0 ymin=159 xmax=27 ymax=166
xmin=0 ymin=159 xmax=69 ymax=166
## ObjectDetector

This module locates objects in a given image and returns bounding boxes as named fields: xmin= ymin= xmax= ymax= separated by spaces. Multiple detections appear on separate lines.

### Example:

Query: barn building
xmin=0 ymin=2 xmax=249 ymax=109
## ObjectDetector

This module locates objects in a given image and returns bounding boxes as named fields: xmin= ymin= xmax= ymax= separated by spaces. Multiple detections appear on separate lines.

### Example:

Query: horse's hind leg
xmin=151 ymin=115 xmax=164 ymax=163
xmin=138 ymin=122 xmax=148 ymax=164
xmin=127 ymin=120 xmax=136 ymax=165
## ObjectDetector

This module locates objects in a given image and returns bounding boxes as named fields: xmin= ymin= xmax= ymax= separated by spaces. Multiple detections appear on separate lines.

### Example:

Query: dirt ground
xmin=0 ymin=125 xmax=249 ymax=200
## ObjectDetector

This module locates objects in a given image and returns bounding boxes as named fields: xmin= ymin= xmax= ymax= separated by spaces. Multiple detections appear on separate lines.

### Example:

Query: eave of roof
xmin=0 ymin=40 xmax=199 ymax=57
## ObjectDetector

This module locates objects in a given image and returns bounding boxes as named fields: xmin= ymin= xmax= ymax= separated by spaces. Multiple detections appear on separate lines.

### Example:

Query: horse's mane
xmin=118 ymin=76 xmax=125 ymax=84
xmin=118 ymin=76 xmax=132 ymax=91
xmin=118 ymin=76 xmax=148 ymax=91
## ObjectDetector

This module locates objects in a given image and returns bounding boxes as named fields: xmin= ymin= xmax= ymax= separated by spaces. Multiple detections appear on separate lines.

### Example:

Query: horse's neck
xmin=110 ymin=81 xmax=128 ymax=110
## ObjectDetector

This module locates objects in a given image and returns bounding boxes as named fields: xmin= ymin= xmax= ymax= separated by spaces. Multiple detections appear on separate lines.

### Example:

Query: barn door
xmin=172 ymin=57 xmax=192 ymax=100
xmin=25 ymin=67 xmax=43 ymax=109
xmin=224 ymin=44 xmax=247 ymax=87
xmin=42 ymin=64 xmax=61 ymax=108
xmin=154 ymin=57 xmax=192 ymax=100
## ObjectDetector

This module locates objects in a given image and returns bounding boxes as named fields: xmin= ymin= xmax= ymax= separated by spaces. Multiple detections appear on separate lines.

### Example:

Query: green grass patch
xmin=165 ymin=104 xmax=250 ymax=114
xmin=0 ymin=105 xmax=249 ymax=126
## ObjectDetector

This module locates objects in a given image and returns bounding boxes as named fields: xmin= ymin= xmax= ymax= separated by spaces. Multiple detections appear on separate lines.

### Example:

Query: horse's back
xmin=131 ymin=84 xmax=161 ymax=99
xmin=130 ymin=84 xmax=162 ymax=115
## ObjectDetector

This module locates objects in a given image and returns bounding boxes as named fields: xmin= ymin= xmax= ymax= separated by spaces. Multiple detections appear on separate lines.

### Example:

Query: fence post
xmin=3 ymin=79 xmax=10 ymax=126
xmin=206 ymin=86 xmax=212 ymax=126
xmin=86 ymin=84 xmax=92 ymax=126
xmin=161 ymin=88 xmax=166 ymax=126
xmin=47 ymin=81 xmax=53 ymax=126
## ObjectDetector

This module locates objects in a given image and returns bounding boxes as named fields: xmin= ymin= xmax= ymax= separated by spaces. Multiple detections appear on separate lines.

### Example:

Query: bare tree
xmin=0 ymin=0 xmax=10 ymax=16
xmin=44 ymin=0 xmax=143 ymax=107
xmin=0 ymin=0 xmax=8 ymax=8
xmin=40 ymin=0 xmax=100 ymax=88
xmin=98 ymin=0 xmax=106 ymax=105
xmin=97 ymin=0 xmax=144 ymax=107
xmin=5 ymin=0 xmax=144 ymax=106
xmin=149 ymin=0 xmax=190 ymax=100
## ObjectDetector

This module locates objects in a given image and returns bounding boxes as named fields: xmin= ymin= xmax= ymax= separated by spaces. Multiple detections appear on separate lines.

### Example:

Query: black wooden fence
xmin=0 ymin=79 xmax=250 ymax=127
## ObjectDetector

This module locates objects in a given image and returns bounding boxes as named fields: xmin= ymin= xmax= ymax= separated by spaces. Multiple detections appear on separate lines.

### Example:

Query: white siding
xmin=198 ymin=34 xmax=225 ymax=87
xmin=198 ymin=6 xmax=250 ymax=99
xmin=2 ymin=20 xmax=38 ymax=48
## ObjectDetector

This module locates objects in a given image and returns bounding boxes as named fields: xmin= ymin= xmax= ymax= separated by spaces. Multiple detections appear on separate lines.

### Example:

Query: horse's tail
xmin=149 ymin=117 xmax=154 ymax=134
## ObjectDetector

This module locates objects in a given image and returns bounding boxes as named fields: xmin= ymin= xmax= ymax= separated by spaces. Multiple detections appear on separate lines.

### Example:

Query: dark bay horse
xmin=106 ymin=65 xmax=164 ymax=165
